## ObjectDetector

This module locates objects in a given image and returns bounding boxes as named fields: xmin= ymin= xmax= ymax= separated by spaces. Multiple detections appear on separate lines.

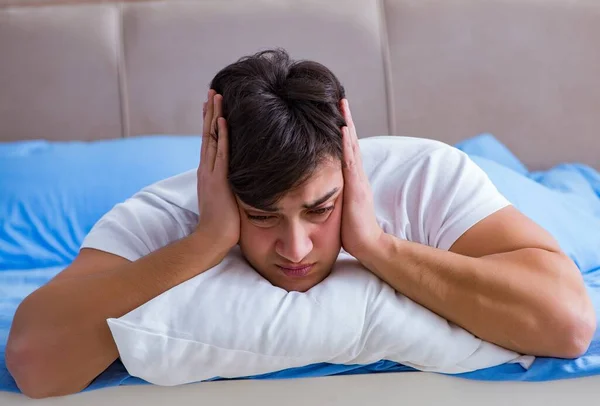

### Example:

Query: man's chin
xmin=275 ymin=270 xmax=333 ymax=293
xmin=248 ymin=260 xmax=335 ymax=292
xmin=283 ymin=285 xmax=311 ymax=293
xmin=278 ymin=281 xmax=317 ymax=293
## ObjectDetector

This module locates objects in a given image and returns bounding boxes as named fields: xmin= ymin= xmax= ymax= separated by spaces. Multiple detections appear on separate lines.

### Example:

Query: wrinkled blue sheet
xmin=1 ymin=134 xmax=599 ymax=393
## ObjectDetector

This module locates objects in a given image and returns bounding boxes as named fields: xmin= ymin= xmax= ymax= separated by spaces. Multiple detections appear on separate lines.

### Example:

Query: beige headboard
xmin=1 ymin=0 xmax=598 ymax=170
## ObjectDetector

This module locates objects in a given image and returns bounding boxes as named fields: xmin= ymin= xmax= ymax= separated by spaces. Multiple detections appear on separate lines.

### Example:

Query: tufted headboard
xmin=1 ymin=0 xmax=598 ymax=170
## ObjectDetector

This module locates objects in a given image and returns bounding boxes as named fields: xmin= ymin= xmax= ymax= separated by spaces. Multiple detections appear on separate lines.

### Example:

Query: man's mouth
xmin=277 ymin=263 xmax=314 ymax=277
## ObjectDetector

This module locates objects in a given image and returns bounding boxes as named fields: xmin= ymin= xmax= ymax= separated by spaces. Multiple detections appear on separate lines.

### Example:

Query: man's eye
xmin=247 ymin=215 xmax=272 ymax=222
xmin=248 ymin=214 xmax=281 ymax=224
xmin=310 ymin=206 xmax=334 ymax=216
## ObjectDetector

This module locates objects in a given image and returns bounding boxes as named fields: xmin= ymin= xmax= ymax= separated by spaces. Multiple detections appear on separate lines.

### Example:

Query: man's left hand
xmin=339 ymin=99 xmax=385 ymax=262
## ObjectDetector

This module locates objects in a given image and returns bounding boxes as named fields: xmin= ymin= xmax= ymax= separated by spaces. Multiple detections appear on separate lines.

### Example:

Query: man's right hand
xmin=196 ymin=89 xmax=240 ymax=252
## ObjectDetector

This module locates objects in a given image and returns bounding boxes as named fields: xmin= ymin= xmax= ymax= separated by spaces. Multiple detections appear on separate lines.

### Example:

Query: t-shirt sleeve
xmin=409 ymin=145 xmax=511 ymax=251
xmin=80 ymin=188 xmax=196 ymax=262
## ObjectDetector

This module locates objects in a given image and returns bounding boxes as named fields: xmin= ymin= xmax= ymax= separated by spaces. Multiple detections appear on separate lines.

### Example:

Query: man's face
xmin=236 ymin=159 xmax=344 ymax=292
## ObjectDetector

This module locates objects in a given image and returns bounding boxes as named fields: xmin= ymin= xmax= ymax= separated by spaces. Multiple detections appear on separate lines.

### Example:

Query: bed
xmin=1 ymin=0 xmax=599 ymax=404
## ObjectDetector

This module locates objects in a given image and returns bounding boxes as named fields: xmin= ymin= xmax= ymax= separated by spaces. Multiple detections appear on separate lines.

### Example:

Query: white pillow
xmin=107 ymin=247 xmax=534 ymax=386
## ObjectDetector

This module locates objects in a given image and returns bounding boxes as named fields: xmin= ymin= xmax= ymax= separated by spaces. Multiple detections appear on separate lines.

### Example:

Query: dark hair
xmin=210 ymin=48 xmax=346 ymax=210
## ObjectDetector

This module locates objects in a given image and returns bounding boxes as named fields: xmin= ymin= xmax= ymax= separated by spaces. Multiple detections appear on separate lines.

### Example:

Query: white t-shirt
xmin=81 ymin=136 xmax=511 ymax=261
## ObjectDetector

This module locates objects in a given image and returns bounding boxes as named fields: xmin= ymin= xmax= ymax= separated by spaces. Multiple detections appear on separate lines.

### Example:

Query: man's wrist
xmin=188 ymin=230 xmax=233 ymax=268
xmin=355 ymin=232 xmax=400 ymax=275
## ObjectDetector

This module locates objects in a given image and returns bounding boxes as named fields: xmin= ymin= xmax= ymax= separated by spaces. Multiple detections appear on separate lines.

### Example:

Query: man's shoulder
xmin=362 ymin=136 xmax=508 ymax=249
xmin=80 ymin=169 xmax=198 ymax=261
xmin=360 ymin=134 xmax=454 ymax=157
xmin=139 ymin=168 xmax=198 ymax=214
xmin=359 ymin=135 xmax=448 ymax=149
xmin=359 ymin=135 xmax=460 ymax=175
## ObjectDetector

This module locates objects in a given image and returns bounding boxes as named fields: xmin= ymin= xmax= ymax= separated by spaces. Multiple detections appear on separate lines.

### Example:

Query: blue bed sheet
xmin=1 ymin=133 xmax=599 ymax=393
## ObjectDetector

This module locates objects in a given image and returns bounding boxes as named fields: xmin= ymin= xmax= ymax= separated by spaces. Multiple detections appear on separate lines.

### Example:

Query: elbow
xmin=537 ymin=253 xmax=596 ymax=359
xmin=6 ymin=317 xmax=84 ymax=399
xmin=545 ymin=299 xmax=596 ymax=359
xmin=556 ymin=310 xmax=596 ymax=359
xmin=6 ymin=336 xmax=86 ymax=399
xmin=6 ymin=335 xmax=47 ymax=399
xmin=5 ymin=335 xmax=69 ymax=399
xmin=6 ymin=300 xmax=54 ymax=399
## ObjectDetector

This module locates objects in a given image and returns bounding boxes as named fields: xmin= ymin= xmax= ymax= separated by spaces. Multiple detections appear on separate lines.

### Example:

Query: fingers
xmin=342 ymin=126 xmax=356 ymax=175
xmin=205 ymin=94 xmax=221 ymax=171
xmin=201 ymin=89 xmax=227 ymax=173
xmin=341 ymin=99 xmax=357 ymax=140
xmin=211 ymin=93 xmax=222 ymax=141
xmin=201 ymin=89 xmax=216 ymax=166
xmin=213 ymin=117 xmax=229 ymax=176
xmin=341 ymin=99 xmax=363 ymax=176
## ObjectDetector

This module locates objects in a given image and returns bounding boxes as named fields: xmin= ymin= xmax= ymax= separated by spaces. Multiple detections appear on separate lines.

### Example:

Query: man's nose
xmin=275 ymin=222 xmax=313 ymax=263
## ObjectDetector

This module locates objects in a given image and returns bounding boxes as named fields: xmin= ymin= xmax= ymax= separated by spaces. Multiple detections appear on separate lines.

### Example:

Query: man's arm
xmin=338 ymin=98 xmax=595 ymax=359
xmin=356 ymin=205 xmax=596 ymax=358
xmin=7 ymin=89 xmax=238 ymax=399
xmin=6 ymin=231 xmax=230 ymax=399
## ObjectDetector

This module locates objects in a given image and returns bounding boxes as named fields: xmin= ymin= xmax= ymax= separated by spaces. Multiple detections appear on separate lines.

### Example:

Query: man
xmin=6 ymin=49 xmax=595 ymax=398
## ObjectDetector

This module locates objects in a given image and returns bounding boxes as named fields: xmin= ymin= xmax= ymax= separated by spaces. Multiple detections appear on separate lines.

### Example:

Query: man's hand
xmin=197 ymin=89 xmax=240 ymax=251
xmin=339 ymin=99 xmax=385 ymax=261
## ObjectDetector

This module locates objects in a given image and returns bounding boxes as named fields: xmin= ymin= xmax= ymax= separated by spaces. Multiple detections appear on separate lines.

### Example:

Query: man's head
xmin=210 ymin=48 xmax=347 ymax=292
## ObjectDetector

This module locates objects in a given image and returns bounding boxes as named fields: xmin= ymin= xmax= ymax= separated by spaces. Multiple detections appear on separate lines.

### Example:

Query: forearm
xmin=358 ymin=234 xmax=594 ymax=358
xmin=7 ymin=231 xmax=229 ymax=398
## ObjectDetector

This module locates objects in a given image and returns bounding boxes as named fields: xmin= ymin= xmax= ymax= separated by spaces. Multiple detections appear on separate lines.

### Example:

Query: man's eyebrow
xmin=250 ymin=205 xmax=279 ymax=213
xmin=246 ymin=187 xmax=340 ymax=213
xmin=302 ymin=187 xmax=340 ymax=210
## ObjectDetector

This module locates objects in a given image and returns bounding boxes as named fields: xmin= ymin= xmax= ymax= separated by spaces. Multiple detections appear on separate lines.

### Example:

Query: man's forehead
xmin=242 ymin=185 xmax=342 ymax=212
xmin=240 ymin=160 xmax=343 ymax=211
xmin=284 ymin=184 xmax=340 ymax=203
